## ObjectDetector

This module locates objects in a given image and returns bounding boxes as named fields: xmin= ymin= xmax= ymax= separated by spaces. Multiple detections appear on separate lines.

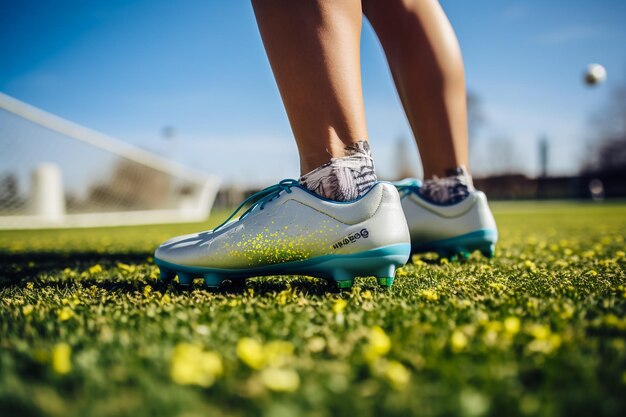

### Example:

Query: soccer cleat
xmin=395 ymin=179 xmax=498 ymax=259
xmin=155 ymin=179 xmax=411 ymax=289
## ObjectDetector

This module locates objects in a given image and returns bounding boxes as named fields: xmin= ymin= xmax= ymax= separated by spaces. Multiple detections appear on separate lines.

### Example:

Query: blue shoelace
xmin=213 ymin=179 xmax=300 ymax=232
xmin=393 ymin=178 xmax=422 ymax=197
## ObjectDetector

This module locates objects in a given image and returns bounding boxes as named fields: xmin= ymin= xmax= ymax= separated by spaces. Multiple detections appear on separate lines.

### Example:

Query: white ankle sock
xmin=418 ymin=166 xmax=475 ymax=204
xmin=299 ymin=141 xmax=377 ymax=202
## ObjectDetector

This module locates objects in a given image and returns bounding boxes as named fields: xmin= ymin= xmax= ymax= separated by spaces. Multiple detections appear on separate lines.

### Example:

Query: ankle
xmin=299 ymin=140 xmax=377 ymax=202
xmin=418 ymin=166 xmax=474 ymax=204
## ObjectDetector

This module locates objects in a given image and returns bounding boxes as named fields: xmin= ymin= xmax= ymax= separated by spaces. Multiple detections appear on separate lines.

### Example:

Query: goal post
xmin=0 ymin=92 xmax=220 ymax=229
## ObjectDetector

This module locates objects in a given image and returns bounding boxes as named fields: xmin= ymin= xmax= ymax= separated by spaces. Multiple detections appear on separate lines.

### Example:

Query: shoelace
xmin=213 ymin=179 xmax=300 ymax=232
xmin=394 ymin=178 xmax=422 ymax=197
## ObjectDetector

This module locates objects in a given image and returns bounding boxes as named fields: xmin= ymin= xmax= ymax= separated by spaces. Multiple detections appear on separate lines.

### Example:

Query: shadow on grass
xmin=0 ymin=251 xmax=337 ymax=296
xmin=0 ymin=250 xmax=151 ymax=284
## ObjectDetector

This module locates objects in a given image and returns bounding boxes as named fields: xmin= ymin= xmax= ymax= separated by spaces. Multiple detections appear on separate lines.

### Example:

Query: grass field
xmin=1 ymin=201 xmax=625 ymax=417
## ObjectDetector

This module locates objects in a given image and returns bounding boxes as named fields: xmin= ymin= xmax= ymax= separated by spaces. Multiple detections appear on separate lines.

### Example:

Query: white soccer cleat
xmin=155 ymin=179 xmax=411 ymax=289
xmin=395 ymin=179 xmax=498 ymax=259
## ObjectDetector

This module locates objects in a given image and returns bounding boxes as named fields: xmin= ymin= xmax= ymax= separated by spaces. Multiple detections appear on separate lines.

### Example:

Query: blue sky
xmin=1 ymin=0 xmax=625 ymax=185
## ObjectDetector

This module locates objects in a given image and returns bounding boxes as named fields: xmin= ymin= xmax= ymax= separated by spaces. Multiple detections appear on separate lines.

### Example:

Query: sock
xmin=299 ymin=141 xmax=377 ymax=202
xmin=418 ymin=166 xmax=475 ymax=205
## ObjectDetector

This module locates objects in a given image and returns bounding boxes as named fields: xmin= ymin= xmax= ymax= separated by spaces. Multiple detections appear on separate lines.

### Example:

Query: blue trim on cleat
xmin=159 ymin=268 xmax=175 ymax=282
xmin=155 ymin=243 xmax=410 ymax=289
xmin=411 ymin=229 xmax=498 ymax=258
xmin=177 ymin=272 xmax=195 ymax=286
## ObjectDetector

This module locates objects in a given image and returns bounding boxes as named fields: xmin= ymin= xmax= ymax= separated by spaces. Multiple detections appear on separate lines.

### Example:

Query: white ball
xmin=584 ymin=63 xmax=607 ymax=86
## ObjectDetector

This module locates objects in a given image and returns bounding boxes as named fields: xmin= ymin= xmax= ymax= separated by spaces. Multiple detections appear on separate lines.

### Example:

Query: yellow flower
xmin=52 ymin=343 xmax=72 ymax=375
xmin=396 ymin=268 xmax=408 ymax=277
xmin=143 ymin=285 xmax=152 ymax=297
xmin=89 ymin=264 xmax=103 ymax=274
xmin=57 ymin=307 xmax=74 ymax=321
xmin=170 ymin=343 xmax=223 ymax=387
xmin=503 ymin=317 xmax=521 ymax=335
xmin=450 ymin=330 xmax=468 ymax=352
xmin=26 ymin=282 xmax=34 ymax=290
xmin=385 ymin=360 xmax=410 ymax=390
xmin=307 ymin=337 xmax=326 ymax=353
xmin=420 ymin=289 xmax=439 ymax=301
xmin=488 ymin=282 xmax=506 ymax=291
xmin=264 ymin=340 xmax=294 ymax=367
xmin=237 ymin=338 xmax=265 ymax=370
xmin=529 ymin=324 xmax=551 ymax=340
xmin=22 ymin=304 xmax=34 ymax=316
xmin=524 ymin=260 xmax=537 ymax=271
xmin=117 ymin=262 xmax=133 ymax=272
xmin=364 ymin=326 xmax=391 ymax=362
xmin=161 ymin=294 xmax=171 ymax=304
xmin=332 ymin=299 xmax=348 ymax=315
xmin=260 ymin=368 xmax=300 ymax=392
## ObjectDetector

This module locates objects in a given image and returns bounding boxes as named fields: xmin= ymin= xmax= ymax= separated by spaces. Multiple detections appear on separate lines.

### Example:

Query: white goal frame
xmin=0 ymin=92 xmax=220 ymax=229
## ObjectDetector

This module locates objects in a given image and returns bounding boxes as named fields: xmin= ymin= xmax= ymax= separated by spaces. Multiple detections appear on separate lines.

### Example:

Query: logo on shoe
xmin=332 ymin=228 xmax=369 ymax=250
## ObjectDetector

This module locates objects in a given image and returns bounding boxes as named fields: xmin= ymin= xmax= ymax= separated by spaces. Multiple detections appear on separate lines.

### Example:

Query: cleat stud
xmin=333 ymin=269 xmax=354 ymax=289
xmin=177 ymin=272 xmax=195 ymax=286
xmin=159 ymin=268 xmax=175 ymax=282
xmin=458 ymin=251 xmax=470 ymax=261
xmin=204 ymin=273 xmax=224 ymax=288
xmin=376 ymin=264 xmax=396 ymax=279
xmin=375 ymin=265 xmax=396 ymax=288
xmin=480 ymin=244 xmax=496 ymax=258
xmin=377 ymin=277 xmax=395 ymax=287
xmin=336 ymin=280 xmax=354 ymax=290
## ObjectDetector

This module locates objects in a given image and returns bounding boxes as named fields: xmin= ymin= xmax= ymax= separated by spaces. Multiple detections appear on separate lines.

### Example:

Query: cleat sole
xmin=159 ymin=268 xmax=175 ymax=282
xmin=480 ymin=243 xmax=496 ymax=258
xmin=204 ymin=273 xmax=224 ymax=288
xmin=177 ymin=272 xmax=195 ymax=286
xmin=154 ymin=243 xmax=410 ymax=290
xmin=412 ymin=229 xmax=497 ymax=261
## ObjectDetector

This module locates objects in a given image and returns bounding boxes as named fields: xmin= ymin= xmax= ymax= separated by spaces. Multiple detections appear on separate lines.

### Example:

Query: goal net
xmin=0 ymin=93 xmax=220 ymax=229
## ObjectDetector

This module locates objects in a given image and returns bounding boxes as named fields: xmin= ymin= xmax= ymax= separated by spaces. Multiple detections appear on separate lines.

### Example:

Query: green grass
xmin=1 ymin=202 xmax=625 ymax=417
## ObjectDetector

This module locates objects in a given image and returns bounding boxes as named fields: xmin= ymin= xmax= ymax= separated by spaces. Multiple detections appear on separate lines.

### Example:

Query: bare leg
xmin=363 ymin=0 xmax=469 ymax=179
xmin=252 ymin=0 xmax=368 ymax=175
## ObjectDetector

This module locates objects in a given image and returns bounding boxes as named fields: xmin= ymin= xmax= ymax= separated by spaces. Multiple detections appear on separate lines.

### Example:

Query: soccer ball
xmin=584 ymin=64 xmax=607 ymax=86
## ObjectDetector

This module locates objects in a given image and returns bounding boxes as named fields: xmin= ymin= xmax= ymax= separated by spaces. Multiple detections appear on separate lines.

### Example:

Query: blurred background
xmin=1 ymin=0 xmax=625 ymax=228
